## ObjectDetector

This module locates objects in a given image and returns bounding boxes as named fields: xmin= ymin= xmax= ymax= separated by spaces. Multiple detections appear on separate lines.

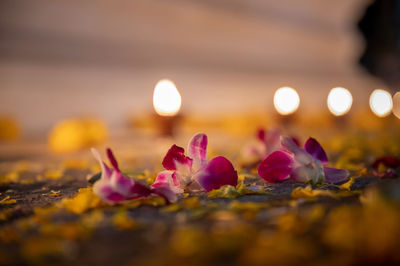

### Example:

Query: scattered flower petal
xmin=291 ymin=185 xmax=336 ymax=199
xmin=196 ymin=156 xmax=238 ymax=192
xmin=162 ymin=145 xmax=193 ymax=173
xmin=304 ymin=137 xmax=328 ymax=163
xmin=257 ymin=151 xmax=293 ymax=183
xmin=242 ymin=129 xmax=282 ymax=165
xmin=91 ymin=148 xmax=177 ymax=204
xmin=324 ymin=167 xmax=349 ymax=184
xmin=154 ymin=133 xmax=238 ymax=195
xmin=259 ymin=136 xmax=348 ymax=184
xmin=188 ymin=133 xmax=208 ymax=172
xmin=339 ymin=177 xmax=355 ymax=190
xmin=372 ymin=156 xmax=400 ymax=169
xmin=0 ymin=196 xmax=16 ymax=205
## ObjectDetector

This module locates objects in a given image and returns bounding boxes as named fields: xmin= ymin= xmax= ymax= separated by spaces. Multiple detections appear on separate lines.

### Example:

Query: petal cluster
xmin=258 ymin=137 xmax=349 ymax=184
xmin=152 ymin=133 xmax=238 ymax=193
xmin=242 ymin=129 xmax=282 ymax=163
xmin=92 ymin=148 xmax=177 ymax=203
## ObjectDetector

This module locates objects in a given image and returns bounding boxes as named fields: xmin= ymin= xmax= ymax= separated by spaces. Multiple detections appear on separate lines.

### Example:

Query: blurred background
xmin=0 ymin=0 xmax=399 ymax=135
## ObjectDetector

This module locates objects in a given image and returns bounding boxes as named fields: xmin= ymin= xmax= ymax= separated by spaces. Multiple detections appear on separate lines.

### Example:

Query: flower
xmin=241 ymin=129 xmax=301 ymax=167
xmin=242 ymin=129 xmax=281 ymax=164
xmin=371 ymin=156 xmax=400 ymax=178
xmin=152 ymin=133 xmax=238 ymax=192
xmin=91 ymin=148 xmax=177 ymax=203
xmin=258 ymin=137 xmax=349 ymax=184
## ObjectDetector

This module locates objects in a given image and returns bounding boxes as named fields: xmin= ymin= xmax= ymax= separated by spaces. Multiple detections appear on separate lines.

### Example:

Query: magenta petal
xmin=291 ymin=137 xmax=301 ymax=147
xmin=152 ymin=171 xmax=171 ymax=186
xmin=106 ymin=148 xmax=121 ymax=172
xmin=111 ymin=173 xmax=132 ymax=196
xmin=282 ymin=137 xmax=303 ymax=155
xmin=162 ymin=145 xmax=193 ymax=171
xmin=152 ymin=170 xmax=180 ymax=189
xmin=129 ymin=182 xmax=152 ymax=198
xmin=188 ymin=133 xmax=208 ymax=168
xmin=106 ymin=192 xmax=126 ymax=202
xmin=95 ymin=183 xmax=125 ymax=203
xmin=196 ymin=156 xmax=238 ymax=192
xmin=257 ymin=151 xmax=293 ymax=183
xmin=324 ymin=167 xmax=349 ymax=183
xmin=264 ymin=130 xmax=281 ymax=155
xmin=304 ymin=138 xmax=328 ymax=163
xmin=257 ymin=129 xmax=266 ymax=142
xmin=151 ymin=185 xmax=178 ymax=203
xmin=91 ymin=148 xmax=112 ymax=179
xmin=372 ymin=156 xmax=400 ymax=169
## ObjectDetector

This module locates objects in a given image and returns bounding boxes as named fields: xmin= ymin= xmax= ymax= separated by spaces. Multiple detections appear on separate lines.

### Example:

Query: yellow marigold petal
xmin=113 ymin=211 xmax=137 ymax=230
xmin=58 ymin=187 xmax=102 ymax=214
xmin=0 ymin=196 xmax=16 ymax=205
xmin=339 ymin=177 xmax=355 ymax=191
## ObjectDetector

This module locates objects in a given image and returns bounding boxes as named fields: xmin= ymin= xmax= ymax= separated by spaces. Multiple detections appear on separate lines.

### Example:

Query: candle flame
xmin=273 ymin=87 xmax=300 ymax=115
xmin=369 ymin=89 xmax=392 ymax=117
xmin=327 ymin=87 xmax=353 ymax=116
xmin=153 ymin=79 xmax=182 ymax=116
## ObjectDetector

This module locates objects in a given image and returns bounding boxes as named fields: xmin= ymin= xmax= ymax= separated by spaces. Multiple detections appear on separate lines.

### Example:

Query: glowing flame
xmin=273 ymin=87 xmax=300 ymax=115
xmin=327 ymin=87 xmax=353 ymax=116
xmin=392 ymin=92 xmax=400 ymax=119
xmin=369 ymin=89 xmax=392 ymax=117
xmin=153 ymin=79 xmax=182 ymax=116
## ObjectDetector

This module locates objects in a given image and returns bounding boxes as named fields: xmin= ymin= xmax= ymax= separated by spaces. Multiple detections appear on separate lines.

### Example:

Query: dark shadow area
xmin=359 ymin=0 xmax=400 ymax=89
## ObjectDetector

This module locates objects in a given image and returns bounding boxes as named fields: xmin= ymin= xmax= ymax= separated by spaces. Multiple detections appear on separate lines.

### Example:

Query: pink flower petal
xmin=104 ymin=149 xmax=134 ymax=196
xmin=372 ymin=156 xmax=400 ymax=169
xmin=109 ymin=172 xmax=133 ymax=196
xmin=264 ymin=130 xmax=281 ymax=155
xmin=106 ymin=192 xmax=126 ymax=202
xmin=257 ymin=151 xmax=293 ymax=183
xmin=129 ymin=182 xmax=152 ymax=198
xmin=91 ymin=148 xmax=112 ymax=179
xmin=281 ymin=136 xmax=304 ymax=155
xmin=242 ymin=141 xmax=266 ymax=160
xmin=195 ymin=156 xmax=238 ymax=192
xmin=291 ymin=159 xmax=325 ymax=184
xmin=93 ymin=181 xmax=125 ymax=203
xmin=106 ymin=148 xmax=121 ymax=172
xmin=324 ymin=167 xmax=349 ymax=183
xmin=257 ymin=129 xmax=265 ymax=142
xmin=291 ymin=137 xmax=301 ymax=147
xmin=162 ymin=145 xmax=193 ymax=173
xmin=152 ymin=170 xmax=182 ymax=193
xmin=187 ymin=133 xmax=208 ymax=171
xmin=151 ymin=185 xmax=178 ymax=203
xmin=304 ymin=137 xmax=328 ymax=163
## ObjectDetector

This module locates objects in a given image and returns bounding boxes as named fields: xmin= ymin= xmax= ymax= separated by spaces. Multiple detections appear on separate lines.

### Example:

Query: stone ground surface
xmin=1 ymin=131 xmax=400 ymax=266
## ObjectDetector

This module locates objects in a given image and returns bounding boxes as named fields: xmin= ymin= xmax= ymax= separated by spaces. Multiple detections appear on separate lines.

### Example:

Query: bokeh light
xmin=153 ymin=79 xmax=182 ymax=116
xmin=369 ymin=89 xmax=393 ymax=117
xmin=327 ymin=87 xmax=353 ymax=116
xmin=392 ymin=92 xmax=400 ymax=119
xmin=273 ymin=87 xmax=300 ymax=115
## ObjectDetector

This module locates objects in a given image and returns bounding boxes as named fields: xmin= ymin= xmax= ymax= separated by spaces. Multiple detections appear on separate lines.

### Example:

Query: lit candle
xmin=273 ymin=87 xmax=300 ymax=126
xmin=152 ymin=79 xmax=182 ymax=136
xmin=369 ymin=89 xmax=393 ymax=117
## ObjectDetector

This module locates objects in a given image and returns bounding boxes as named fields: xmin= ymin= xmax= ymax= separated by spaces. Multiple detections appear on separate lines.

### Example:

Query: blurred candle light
xmin=152 ymin=79 xmax=182 ymax=136
xmin=369 ymin=89 xmax=393 ymax=117
xmin=153 ymin=79 xmax=182 ymax=116
xmin=327 ymin=87 xmax=353 ymax=116
xmin=392 ymin=92 xmax=400 ymax=119
xmin=273 ymin=87 xmax=300 ymax=115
